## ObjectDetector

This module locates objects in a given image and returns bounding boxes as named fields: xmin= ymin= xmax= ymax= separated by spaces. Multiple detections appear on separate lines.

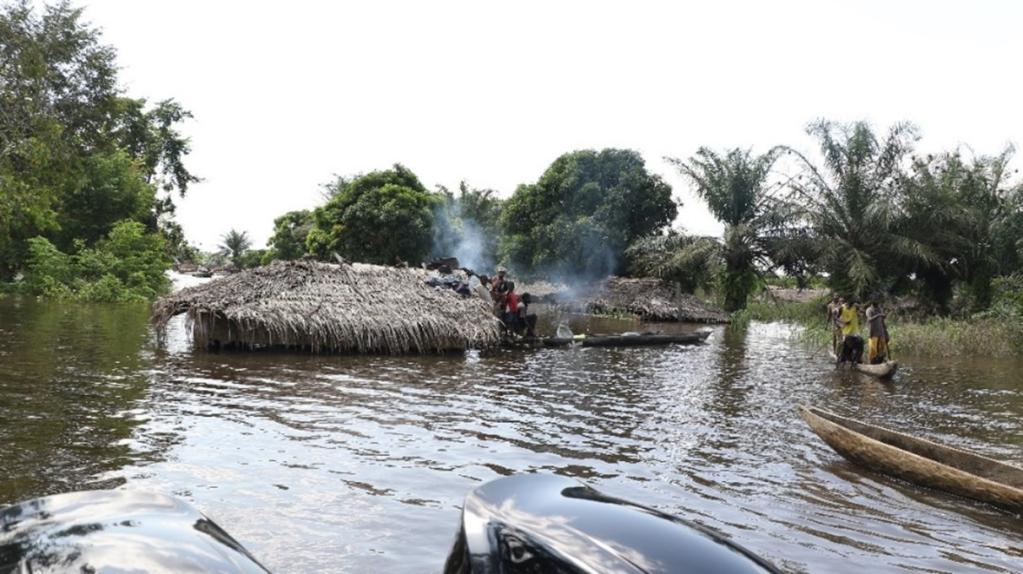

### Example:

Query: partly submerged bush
xmin=21 ymin=220 xmax=170 ymax=302
xmin=743 ymin=299 xmax=826 ymax=324
xmin=740 ymin=296 xmax=1023 ymax=358
xmin=887 ymin=317 xmax=1022 ymax=358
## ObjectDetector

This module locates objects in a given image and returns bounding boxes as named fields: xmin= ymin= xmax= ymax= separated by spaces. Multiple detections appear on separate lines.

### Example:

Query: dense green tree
xmin=55 ymin=150 xmax=156 ymax=248
xmin=263 ymin=210 xmax=313 ymax=263
xmin=0 ymin=1 xmax=197 ymax=282
xmin=1 ymin=1 xmax=118 ymax=156
xmin=433 ymin=181 xmax=504 ymax=271
xmin=239 ymin=249 xmax=267 ymax=269
xmin=626 ymin=232 xmax=722 ymax=294
xmin=0 ymin=149 xmax=59 ymax=279
xmin=668 ymin=147 xmax=794 ymax=311
xmin=788 ymin=120 xmax=934 ymax=301
xmin=218 ymin=229 xmax=251 ymax=268
xmin=501 ymin=149 xmax=676 ymax=279
xmin=306 ymin=164 xmax=437 ymax=264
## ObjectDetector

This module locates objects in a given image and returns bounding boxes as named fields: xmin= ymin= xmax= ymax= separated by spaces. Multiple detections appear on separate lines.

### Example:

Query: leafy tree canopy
xmin=900 ymin=147 xmax=1023 ymax=312
xmin=788 ymin=120 xmax=927 ymax=301
xmin=263 ymin=210 xmax=313 ymax=263
xmin=0 ymin=1 xmax=197 ymax=282
xmin=307 ymin=164 xmax=437 ymax=265
xmin=501 ymin=149 xmax=676 ymax=279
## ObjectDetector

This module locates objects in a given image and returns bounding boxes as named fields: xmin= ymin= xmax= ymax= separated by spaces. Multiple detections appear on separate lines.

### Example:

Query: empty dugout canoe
xmin=539 ymin=331 xmax=711 ymax=348
xmin=798 ymin=405 xmax=1023 ymax=512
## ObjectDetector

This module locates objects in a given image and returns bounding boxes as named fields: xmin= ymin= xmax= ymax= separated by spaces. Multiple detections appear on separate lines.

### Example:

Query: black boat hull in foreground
xmin=0 ymin=489 xmax=269 ymax=572
xmin=1 ymin=472 xmax=778 ymax=573
xmin=444 ymin=473 xmax=779 ymax=573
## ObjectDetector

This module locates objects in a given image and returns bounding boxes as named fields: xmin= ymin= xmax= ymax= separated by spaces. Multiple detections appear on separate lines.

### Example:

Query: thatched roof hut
xmin=585 ymin=277 xmax=729 ymax=323
xmin=152 ymin=260 xmax=502 ymax=354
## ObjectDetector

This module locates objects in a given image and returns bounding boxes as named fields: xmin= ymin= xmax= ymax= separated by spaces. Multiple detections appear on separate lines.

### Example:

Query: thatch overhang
xmin=532 ymin=277 xmax=729 ymax=323
xmin=152 ymin=260 xmax=502 ymax=354
xmin=585 ymin=277 xmax=730 ymax=323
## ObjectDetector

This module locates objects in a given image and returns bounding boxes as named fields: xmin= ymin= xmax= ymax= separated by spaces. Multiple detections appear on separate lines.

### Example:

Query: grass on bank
xmin=733 ymin=298 xmax=1023 ymax=358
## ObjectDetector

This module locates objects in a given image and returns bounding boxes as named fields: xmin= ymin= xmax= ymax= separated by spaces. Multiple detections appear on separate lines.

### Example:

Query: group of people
xmin=471 ymin=266 xmax=537 ymax=338
xmin=826 ymin=296 xmax=890 ymax=365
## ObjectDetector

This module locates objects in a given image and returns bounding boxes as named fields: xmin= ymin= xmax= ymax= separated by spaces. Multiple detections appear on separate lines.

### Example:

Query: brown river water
xmin=1 ymin=279 xmax=1021 ymax=573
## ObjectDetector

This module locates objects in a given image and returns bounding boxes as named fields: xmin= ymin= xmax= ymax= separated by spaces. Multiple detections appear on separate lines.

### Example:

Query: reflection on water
xmin=0 ymin=299 xmax=151 ymax=499
xmin=0 ymin=296 xmax=1021 ymax=573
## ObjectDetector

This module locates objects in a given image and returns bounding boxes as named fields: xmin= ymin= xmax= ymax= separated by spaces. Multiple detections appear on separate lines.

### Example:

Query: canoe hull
xmin=828 ymin=351 xmax=898 ymax=378
xmin=852 ymin=361 xmax=898 ymax=377
xmin=533 ymin=331 xmax=711 ymax=348
xmin=579 ymin=332 xmax=710 ymax=347
xmin=799 ymin=405 xmax=1023 ymax=512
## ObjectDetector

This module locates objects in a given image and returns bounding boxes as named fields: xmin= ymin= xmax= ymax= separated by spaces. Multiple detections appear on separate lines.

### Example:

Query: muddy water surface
xmin=0 ymin=290 xmax=1020 ymax=573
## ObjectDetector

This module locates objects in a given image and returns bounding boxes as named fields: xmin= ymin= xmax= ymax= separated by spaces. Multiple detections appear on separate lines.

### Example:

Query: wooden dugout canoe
xmin=798 ymin=405 xmax=1023 ymax=512
xmin=829 ymin=350 xmax=898 ymax=378
xmin=542 ymin=331 xmax=711 ymax=348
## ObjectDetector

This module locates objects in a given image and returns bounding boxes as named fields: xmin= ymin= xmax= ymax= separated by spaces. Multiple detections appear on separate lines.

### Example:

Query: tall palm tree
xmin=667 ymin=147 xmax=792 ymax=311
xmin=787 ymin=120 xmax=937 ymax=301
xmin=218 ymin=229 xmax=251 ymax=267
xmin=902 ymin=147 xmax=1022 ymax=312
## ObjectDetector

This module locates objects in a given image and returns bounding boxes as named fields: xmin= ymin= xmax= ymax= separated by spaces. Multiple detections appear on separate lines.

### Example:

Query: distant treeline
xmin=246 ymin=125 xmax=1023 ymax=318
xmin=3 ymin=3 xmax=1022 ymax=321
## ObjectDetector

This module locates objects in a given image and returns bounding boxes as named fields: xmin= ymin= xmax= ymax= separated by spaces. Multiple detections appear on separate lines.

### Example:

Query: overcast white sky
xmin=75 ymin=0 xmax=1023 ymax=250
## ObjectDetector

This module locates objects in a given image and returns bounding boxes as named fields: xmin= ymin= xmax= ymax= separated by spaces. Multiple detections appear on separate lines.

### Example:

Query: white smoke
xmin=431 ymin=198 xmax=495 ymax=273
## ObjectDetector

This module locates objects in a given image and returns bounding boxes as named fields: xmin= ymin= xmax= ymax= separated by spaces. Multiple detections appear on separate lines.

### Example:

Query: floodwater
xmin=0 ymin=282 xmax=1021 ymax=573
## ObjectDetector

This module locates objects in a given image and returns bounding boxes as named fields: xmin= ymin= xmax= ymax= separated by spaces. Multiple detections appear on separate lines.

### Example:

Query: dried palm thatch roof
xmin=585 ymin=277 xmax=729 ymax=323
xmin=152 ymin=260 xmax=502 ymax=354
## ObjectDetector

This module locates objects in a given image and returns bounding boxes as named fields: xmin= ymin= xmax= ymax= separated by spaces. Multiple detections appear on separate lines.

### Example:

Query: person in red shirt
xmin=503 ymin=282 xmax=520 ymax=332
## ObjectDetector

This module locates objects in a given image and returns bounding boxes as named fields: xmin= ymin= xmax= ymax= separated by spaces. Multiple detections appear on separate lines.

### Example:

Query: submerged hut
xmin=152 ymin=260 xmax=502 ymax=354
xmin=585 ymin=277 xmax=729 ymax=323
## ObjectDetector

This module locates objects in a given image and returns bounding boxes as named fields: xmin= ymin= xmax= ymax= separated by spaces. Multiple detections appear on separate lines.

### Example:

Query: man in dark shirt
xmin=865 ymin=300 xmax=889 ymax=364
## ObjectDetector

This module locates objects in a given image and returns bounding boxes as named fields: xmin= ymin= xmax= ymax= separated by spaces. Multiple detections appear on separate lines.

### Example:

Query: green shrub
xmin=21 ymin=220 xmax=170 ymax=302
xmin=986 ymin=273 xmax=1023 ymax=319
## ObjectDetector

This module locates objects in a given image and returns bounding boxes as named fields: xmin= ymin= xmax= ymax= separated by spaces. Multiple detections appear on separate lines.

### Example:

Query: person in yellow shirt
xmin=836 ymin=300 xmax=863 ymax=364
xmin=838 ymin=301 xmax=859 ymax=336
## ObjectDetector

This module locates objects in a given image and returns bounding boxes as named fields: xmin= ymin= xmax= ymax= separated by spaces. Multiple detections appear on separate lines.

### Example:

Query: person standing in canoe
xmin=865 ymin=300 xmax=890 ymax=364
xmin=836 ymin=299 xmax=864 ymax=364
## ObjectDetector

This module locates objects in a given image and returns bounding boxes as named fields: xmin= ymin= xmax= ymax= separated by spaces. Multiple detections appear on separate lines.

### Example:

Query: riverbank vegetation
xmin=736 ymin=274 xmax=1023 ymax=357
xmin=244 ymin=129 xmax=1020 ymax=339
xmin=4 ymin=2 xmax=1023 ymax=337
